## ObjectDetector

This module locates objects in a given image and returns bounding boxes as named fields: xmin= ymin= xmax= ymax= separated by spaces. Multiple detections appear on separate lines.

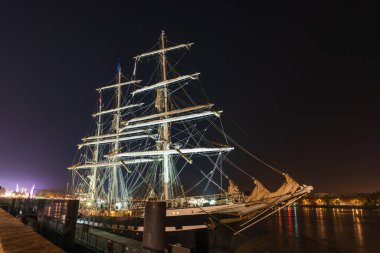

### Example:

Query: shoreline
xmin=296 ymin=204 xmax=379 ymax=209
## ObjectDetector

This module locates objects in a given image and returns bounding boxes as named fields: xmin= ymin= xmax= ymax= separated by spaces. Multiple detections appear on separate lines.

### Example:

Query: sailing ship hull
xmin=78 ymin=185 xmax=313 ymax=238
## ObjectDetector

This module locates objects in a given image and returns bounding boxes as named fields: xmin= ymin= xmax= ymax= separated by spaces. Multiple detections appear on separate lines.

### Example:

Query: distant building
xmin=0 ymin=186 xmax=5 ymax=196
xmin=299 ymin=192 xmax=371 ymax=207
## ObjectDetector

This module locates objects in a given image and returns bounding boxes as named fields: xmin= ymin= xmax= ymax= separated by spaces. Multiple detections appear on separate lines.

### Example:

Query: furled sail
xmin=82 ymin=129 xmax=152 ymax=141
xmin=227 ymin=180 xmax=240 ymax=195
xmin=96 ymin=80 xmax=141 ymax=91
xmin=119 ymin=111 xmax=221 ymax=132
xmin=109 ymin=147 xmax=234 ymax=158
xmin=245 ymin=179 xmax=270 ymax=202
xmin=92 ymin=103 xmax=144 ymax=117
xmin=78 ymin=134 xmax=157 ymax=149
xmin=267 ymin=173 xmax=300 ymax=198
xmin=131 ymin=73 xmax=200 ymax=95
xmin=126 ymin=104 xmax=214 ymax=124
xmin=134 ymin=43 xmax=194 ymax=61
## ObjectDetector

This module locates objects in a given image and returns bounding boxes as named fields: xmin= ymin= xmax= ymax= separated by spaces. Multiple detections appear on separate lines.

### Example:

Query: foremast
xmin=90 ymin=86 xmax=103 ymax=203
xmin=87 ymin=65 xmax=123 ymax=207
xmin=69 ymin=65 xmax=149 ymax=209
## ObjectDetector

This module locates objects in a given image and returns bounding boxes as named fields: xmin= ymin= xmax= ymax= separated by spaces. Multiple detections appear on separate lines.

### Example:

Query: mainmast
xmin=111 ymin=64 xmax=122 ymax=205
xmin=158 ymin=30 xmax=170 ymax=200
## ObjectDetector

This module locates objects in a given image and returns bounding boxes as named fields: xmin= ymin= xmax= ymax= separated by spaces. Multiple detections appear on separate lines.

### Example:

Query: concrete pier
xmin=0 ymin=208 xmax=64 ymax=253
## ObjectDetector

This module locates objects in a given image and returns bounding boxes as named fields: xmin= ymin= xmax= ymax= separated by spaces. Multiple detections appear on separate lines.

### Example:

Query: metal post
xmin=142 ymin=201 xmax=166 ymax=253
xmin=36 ymin=199 xmax=45 ymax=232
xmin=62 ymin=200 xmax=79 ymax=251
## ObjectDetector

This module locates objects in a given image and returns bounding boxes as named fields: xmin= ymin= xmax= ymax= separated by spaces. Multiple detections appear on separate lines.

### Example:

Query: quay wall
xmin=0 ymin=207 xmax=64 ymax=253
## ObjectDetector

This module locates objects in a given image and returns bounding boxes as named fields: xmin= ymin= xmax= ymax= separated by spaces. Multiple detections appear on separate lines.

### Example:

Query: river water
xmin=231 ymin=206 xmax=379 ymax=253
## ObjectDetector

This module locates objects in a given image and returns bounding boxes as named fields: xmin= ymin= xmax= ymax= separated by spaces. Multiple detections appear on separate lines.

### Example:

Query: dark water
xmin=231 ymin=206 xmax=379 ymax=253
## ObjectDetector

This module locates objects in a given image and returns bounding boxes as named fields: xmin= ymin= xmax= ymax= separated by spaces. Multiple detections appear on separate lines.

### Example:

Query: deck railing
xmin=42 ymin=215 xmax=140 ymax=253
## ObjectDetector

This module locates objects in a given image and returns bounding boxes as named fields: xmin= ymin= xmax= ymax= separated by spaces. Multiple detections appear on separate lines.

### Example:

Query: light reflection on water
xmin=287 ymin=207 xmax=295 ymax=250
xmin=44 ymin=201 xmax=66 ymax=219
xmin=293 ymin=206 xmax=300 ymax=250
xmin=316 ymin=207 xmax=326 ymax=243
xmin=352 ymin=208 xmax=364 ymax=248
xmin=233 ymin=206 xmax=380 ymax=253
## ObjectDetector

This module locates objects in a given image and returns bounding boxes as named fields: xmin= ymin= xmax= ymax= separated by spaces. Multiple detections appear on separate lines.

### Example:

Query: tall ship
xmin=68 ymin=31 xmax=313 ymax=233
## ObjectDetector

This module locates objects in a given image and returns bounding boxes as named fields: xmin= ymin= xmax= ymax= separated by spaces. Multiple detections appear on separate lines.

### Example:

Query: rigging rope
xmin=209 ymin=120 xmax=284 ymax=176
xmin=227 ymin=134 xmax=284 ymax=175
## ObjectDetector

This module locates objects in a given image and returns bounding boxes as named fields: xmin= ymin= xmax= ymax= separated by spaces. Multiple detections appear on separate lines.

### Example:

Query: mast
xmin=90 ymin=91 xmax=102 ymax=202
xmin=110 ymin=63 xmax=122 ymax=205
xmin=159 ymin=30 xmax=170 ymax=200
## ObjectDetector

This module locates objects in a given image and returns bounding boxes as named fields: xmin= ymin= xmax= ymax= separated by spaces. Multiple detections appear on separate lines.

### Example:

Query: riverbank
xmin=298 ymin=192 xmax=380 ymax=209
xmin=298 ymin=204 xmax=380 ymax=209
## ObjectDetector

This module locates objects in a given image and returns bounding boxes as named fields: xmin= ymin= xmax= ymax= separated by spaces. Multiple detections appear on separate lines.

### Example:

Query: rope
xmin=209 ymin=120 xmax=284 ymax=176
xmin=224 ymin=157 xmax=255 ymax=179
xmin=228 ymin=135 xmax=284 ymax=175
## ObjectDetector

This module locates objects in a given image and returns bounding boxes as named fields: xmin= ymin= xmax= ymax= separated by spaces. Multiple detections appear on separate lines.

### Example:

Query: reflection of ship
xmin=68 ymin=31 xmax=312 ymax=233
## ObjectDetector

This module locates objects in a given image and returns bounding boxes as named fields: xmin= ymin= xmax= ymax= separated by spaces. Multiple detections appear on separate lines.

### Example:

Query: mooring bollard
xmin=62 ymin=200 xmax=79 ymax=251
xmin=142 ymin=200 xmax=166 ymax=253
xmin=36 ymin=199 xmax=46 ymax=232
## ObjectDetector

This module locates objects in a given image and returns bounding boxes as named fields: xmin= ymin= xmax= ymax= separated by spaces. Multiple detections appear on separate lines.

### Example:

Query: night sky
xmin=0 ymin=1 xmax=379 ymax=193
